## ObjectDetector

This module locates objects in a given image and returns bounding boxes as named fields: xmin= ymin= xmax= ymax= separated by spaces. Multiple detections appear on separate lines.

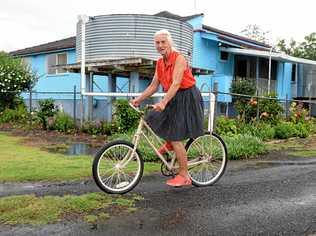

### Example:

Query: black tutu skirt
xmin=145 ymin=85 xmax=204 ymax=141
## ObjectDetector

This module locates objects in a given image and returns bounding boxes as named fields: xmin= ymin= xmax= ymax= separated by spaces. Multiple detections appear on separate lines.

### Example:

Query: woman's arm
xmin=153 ymin=55 xmax=186 ymax=111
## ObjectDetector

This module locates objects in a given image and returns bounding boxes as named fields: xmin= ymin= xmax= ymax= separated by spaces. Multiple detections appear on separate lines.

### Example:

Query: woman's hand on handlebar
xmin=130 ymin=98 xmax=141 ymax=107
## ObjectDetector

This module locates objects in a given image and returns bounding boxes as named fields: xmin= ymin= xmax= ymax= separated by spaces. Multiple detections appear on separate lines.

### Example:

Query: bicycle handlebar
xmin=128 ymin=102 xmax=153 ymax=114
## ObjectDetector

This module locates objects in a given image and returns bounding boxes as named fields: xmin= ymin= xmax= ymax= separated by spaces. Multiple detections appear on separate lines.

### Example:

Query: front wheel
xmin=92 ymin=140 xmax=144 ymax=194
xmin=185 ymin=133 xmax=227 ymax=187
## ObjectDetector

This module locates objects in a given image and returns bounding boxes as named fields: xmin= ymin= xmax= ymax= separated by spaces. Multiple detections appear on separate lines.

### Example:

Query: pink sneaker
xmin=166 ymin=175 xmax=192 ymax=187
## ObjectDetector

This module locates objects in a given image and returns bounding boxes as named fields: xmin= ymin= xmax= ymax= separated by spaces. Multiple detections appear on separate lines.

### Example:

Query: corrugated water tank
xmin=76 ymin=14 xmax=193 ymax=64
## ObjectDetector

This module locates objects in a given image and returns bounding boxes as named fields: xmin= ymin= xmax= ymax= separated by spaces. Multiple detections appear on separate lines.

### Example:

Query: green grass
xmin=0 ymin=132 xmax=160 ymax=182
xmin=0 ymin=192 xmax=141 ymax=226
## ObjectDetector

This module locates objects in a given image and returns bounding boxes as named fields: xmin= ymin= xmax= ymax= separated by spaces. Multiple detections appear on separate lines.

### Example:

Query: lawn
xmin=0 ymin=132 xmax=160 ymax=182
xmin=0 ymin=192 xmax=143 ymax=225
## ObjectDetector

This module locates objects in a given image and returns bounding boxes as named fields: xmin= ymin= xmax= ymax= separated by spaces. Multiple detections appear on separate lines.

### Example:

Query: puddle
xmin=66 ymin=143 xmax=98 ymax=156
xmin=0 ymin=183 xmax=44 ymax=196
xmin=43 ymin=143 xmax=100 ymax=156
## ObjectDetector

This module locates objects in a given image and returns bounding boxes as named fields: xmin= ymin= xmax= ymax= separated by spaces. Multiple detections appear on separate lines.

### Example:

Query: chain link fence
xmin=1 ymin=86 xmax=316 ymax=129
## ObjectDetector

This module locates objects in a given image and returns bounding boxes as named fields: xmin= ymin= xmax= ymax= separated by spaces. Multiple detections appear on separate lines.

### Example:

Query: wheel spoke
xmin=186 ymin=134 xmax=227 ymax=186
xmin=93 ymin=142 xmax=143 ymax=194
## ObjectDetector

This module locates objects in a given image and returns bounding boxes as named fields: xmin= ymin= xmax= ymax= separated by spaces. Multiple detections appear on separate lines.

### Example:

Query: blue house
xmin=11 ymin=11 xmax=316 ymax=121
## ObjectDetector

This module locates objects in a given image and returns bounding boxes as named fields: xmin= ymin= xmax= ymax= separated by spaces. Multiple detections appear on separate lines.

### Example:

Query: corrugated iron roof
xmin=153 ymin=11 xmax=204 ymax=22
xmin=10 ymin=11 xmax=270 ymax=56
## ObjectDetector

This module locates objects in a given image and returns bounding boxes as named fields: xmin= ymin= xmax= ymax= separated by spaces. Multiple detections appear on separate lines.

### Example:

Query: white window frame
xmin=46 ymin=52 xmax=68 ymax=75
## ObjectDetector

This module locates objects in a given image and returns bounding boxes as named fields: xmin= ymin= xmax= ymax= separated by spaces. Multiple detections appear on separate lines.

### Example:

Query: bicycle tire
xmin=185 ymin=132 xmax=227 ymax=187
xmin=92 ymin=140 xmax=144 ymax=194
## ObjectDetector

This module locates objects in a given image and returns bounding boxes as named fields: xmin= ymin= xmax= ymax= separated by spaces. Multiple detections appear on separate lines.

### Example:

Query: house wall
xmin=23 ymin=49 xmax=132 ymax=120
xmin=277 ymin=62 xmax=293 ymax=100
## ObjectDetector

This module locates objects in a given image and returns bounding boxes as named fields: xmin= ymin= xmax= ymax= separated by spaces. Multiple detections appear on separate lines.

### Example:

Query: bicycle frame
xmin=131 ymin=117 xmax=178 ymax=170
xmin=119 ymin=104 xmax=208 ymax=171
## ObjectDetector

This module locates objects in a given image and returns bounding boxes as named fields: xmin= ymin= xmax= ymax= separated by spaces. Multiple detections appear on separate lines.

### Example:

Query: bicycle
xmin=92 ymin=103 xmax=228 ymax=194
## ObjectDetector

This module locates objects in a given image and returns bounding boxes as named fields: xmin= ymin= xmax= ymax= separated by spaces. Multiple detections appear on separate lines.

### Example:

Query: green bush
xmin=293 ymin=122 xmax=311 ymax=138
xmin=81 ymin=120 xmax=118 ymax=136
xmin=0 ymin=104 xmax=29 ymax=124
xmin=215 ymin=116 xmax=237 ymax=136
xmin=37 ymin=99 xmax=57 ymax=130
xmin=0 ymin=52 xmax=36 ymax=111
xmin=50 ymin=112 xmax=75 ymax=133
xmin=81 ymin=121 xmax=101 ymax=135
xmin=99 ymin=121 xmax=118 ymax=136
xmin=258 ymin=93 xmax=284 ymax=124
xmin=274 ymin=122 xmax=296 ymax=139
xmin=113 ymin=99 xmax=140 ymax=132
xmin=237 ymin=122 xmax=275 ymax=141
xmin=223 ymin=134 xmax=267 ymax=160
xmin=230 ymin=78 xmax=256 ymax=121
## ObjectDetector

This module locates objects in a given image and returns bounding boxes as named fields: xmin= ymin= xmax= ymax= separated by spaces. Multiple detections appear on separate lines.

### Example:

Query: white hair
xmin=154 ymin=29 xmax=178 ymax=51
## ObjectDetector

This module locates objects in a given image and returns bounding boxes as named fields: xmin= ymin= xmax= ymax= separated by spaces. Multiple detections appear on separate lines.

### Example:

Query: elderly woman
xmin=131 ymin=29 xmax=204 ymax=187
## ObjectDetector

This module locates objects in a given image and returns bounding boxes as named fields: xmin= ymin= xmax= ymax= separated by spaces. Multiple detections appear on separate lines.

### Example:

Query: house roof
xmin=155 ymin=11 xmax=270 ymax=49
xmin=11 ymin=11 xmax=269 ymax=56
xmin=10 ymin=36 xmax=76 ymax=57
xmin=153 ymin=11 xmax=204 ymax=22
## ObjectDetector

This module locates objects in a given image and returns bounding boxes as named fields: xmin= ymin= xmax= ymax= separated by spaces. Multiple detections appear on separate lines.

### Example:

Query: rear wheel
xmin=92 ymin=140 xmax=144 ymax=194
xmin=185 ymin=133 xmax=227 ymax=187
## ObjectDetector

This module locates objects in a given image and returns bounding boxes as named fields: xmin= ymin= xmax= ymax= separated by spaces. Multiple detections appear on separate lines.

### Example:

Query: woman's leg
xmin=158 ymin=141 xmax=173 ymax=154
xmin=170 ymin=141 xmax=189 ymax=178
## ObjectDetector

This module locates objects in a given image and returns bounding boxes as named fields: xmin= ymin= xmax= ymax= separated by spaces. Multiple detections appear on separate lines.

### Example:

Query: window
xmin=47 ymin=53 xmax=67 ymax=74
xmin=220 ymin=51 xmax=229 ymax=61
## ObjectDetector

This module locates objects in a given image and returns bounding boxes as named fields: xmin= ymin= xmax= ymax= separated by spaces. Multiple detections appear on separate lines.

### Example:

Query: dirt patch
xmin=0 ymin=125 xmax=107 ymax=153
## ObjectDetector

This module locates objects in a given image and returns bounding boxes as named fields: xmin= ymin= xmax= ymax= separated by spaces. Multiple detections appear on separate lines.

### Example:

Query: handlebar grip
xmin=128 ymin=102 xmax=140 ymax=113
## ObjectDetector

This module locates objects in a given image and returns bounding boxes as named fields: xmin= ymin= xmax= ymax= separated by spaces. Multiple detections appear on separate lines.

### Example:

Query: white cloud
xmin=1 ymin=0 xmax=315 ymax=52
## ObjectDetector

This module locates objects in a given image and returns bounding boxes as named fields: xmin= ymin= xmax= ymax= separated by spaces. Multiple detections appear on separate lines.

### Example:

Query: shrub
xmin=113 ymin=99 xmax=140 ymax=132
xmin=223 ymin=134 xmax=267 ymax=160
xmin=81 ymin=121 xmax=101 ymax=135
xmin=293 ymin=122 xmax=311 ymax=138
xmin=215 ymin=116 xmax=237 ymax=136
xmin=51 ymin=112 xmax=75 ymax=133
xmin=258 ymin=93 xmax=284 ymax=124
xmin=0 ymin=104 xmax=29 ymax=124
xmin=230 ymin=78 xmax=256 ymax=121
xmin=81 ymin=120 xmax=118 ymax=136
xmin=0 ymin=52 xmax=36 ymax=111
xmin=237 ymin=122 xmax=275 ymax=141
xmin=274 ymin=122 xmax=296 ymax=139
xmin=99 ymin=121 xmax=118 ymax=136
xmin=289 ymin=102 xmax=309 ymax=124
xmin=37 ymin=99 xmax=57 ymax=130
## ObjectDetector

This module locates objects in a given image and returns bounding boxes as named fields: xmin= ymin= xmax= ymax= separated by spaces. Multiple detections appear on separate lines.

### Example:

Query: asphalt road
xmin=1 ymin=158 xmax=316 ymax=236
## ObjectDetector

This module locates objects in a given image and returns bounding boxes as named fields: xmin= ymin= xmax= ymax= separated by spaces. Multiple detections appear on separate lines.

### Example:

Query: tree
xmin=276 ymin=32 xmax=316 ymax=60
xmin=241 ymin=24 xmax=270 ymax=44
xmin=0 ymin=51 xmax=36 ymax=110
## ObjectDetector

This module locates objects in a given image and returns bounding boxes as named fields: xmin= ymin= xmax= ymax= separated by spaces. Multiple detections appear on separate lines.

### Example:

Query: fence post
xmin=29 ymin=89 xmax=32 ymax=127
xmin=213 ymin=81 xmax=218 ymax=130
xmin=256 ymin=90 xmax=260 ymax=121
xmin=309 ymin=82 xmax=312 ymax=117
xmin=285 ymin=94 xmax=288 ymax=119
xmin=73 ymin=85 xmax=77 ymax=127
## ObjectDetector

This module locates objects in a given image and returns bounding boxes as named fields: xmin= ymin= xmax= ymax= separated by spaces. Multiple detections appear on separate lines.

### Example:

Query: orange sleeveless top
xmin=156 ymin=51 xmax=195 ymax=92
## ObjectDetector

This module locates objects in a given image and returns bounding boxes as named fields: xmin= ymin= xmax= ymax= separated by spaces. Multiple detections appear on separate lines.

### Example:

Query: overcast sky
xmin=1 ymin=0 xmax=315 ymax=52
